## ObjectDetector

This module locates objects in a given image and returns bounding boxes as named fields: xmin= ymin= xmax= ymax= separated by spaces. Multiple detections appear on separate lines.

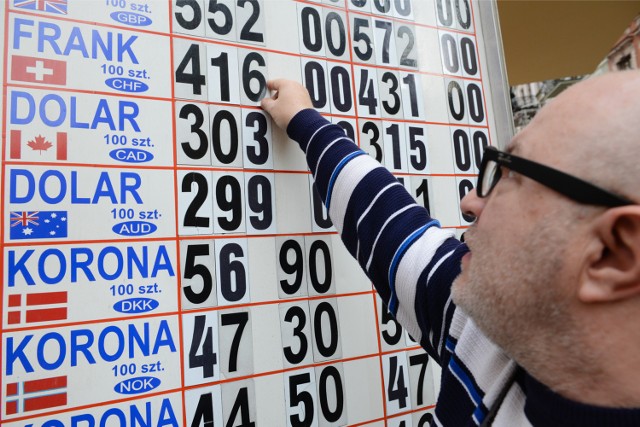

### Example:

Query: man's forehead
xmin=504 ymin=129 xmax=557 ymax=166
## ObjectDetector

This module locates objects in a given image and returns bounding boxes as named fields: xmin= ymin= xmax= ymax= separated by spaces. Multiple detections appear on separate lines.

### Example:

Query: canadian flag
xmin=10 ymin=130 xmax=67 ymax=160
xmin=11 ymin=55 xmax=67 ymax=85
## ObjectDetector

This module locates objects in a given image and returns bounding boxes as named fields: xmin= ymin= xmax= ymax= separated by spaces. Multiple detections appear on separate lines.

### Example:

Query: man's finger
xmin=267 ymin=79 xmax=283 ymax=91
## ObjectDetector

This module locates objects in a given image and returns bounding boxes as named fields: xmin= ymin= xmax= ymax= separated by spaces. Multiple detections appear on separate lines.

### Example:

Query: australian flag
xmin=13 ymin=0 xmax=68 ymax=15
xmin=10 ymin=211 xmax=68 ymax=240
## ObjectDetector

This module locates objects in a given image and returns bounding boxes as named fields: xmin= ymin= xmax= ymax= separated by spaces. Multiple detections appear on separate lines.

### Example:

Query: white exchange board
xmin=0 ymin=0 xmax=511 ymax=425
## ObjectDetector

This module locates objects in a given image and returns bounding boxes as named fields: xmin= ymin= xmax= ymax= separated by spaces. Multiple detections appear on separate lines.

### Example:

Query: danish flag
xmin=7 ymin=291 xmax=68 ymax=325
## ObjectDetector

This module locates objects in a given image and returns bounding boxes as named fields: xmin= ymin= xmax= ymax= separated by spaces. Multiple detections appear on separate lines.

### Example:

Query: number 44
xmin=189 ymin=383 xmax=256 ymax=427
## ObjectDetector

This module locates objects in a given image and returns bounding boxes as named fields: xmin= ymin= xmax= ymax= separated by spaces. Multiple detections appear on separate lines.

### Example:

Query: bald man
xmin=261 ymin=71 xmax=640 ymax=426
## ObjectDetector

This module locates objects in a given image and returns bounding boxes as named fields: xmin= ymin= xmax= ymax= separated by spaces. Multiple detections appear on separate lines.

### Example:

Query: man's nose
xmin=460 ymin=188 xmax=486 ymax=222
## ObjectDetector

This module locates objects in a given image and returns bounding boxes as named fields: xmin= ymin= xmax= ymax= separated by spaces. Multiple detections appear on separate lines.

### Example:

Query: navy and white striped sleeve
xmin=287 ymin=109 xmax=470 ymax=363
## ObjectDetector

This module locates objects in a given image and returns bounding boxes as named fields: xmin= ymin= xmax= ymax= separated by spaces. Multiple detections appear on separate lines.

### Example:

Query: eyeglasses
xmin=477 ymin=146 xmax=634 ymax=207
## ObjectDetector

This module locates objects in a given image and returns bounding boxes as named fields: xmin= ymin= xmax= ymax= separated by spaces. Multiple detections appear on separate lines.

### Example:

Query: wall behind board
xmin=497 ymin=0 xmax=640 ymax=84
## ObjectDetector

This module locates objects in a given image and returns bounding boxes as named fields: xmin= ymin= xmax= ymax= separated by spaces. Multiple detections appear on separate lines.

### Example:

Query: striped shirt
xmin=287 ymin=109 xmax=640 ymax=426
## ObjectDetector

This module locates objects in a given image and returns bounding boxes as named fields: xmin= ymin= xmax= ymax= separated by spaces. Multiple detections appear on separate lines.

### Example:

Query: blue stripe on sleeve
xmin=325 ymin=150 xmax=366 ymax=209
xmin=387 ymin=219 xmax=441 ymax=313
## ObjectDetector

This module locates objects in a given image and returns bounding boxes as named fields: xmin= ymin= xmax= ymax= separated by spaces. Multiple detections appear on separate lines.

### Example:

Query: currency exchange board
xmin=1 ymin=0 xmax=511 ymax=425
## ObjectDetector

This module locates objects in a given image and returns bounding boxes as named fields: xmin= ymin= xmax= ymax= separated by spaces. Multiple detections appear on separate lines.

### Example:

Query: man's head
xmin=451 ymin=71 xmax=640 ymax=397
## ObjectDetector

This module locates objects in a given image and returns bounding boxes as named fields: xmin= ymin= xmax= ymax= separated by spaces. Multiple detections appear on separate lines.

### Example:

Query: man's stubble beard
xmin=451 ymin=217 xmax=577 ymax=364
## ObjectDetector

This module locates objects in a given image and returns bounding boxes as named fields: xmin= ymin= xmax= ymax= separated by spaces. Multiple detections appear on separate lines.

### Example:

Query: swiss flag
xmin=11 ymin=55 xmax=66 ymax=85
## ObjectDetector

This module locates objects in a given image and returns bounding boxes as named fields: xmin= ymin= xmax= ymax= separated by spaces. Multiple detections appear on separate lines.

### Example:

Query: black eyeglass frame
xmin=477 ymin=146 xmax=634 ymax=207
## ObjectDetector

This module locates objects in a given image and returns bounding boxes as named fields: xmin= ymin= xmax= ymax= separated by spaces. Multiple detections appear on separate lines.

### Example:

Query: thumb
xmin=260 ymin=97 xmax=275 ymax=112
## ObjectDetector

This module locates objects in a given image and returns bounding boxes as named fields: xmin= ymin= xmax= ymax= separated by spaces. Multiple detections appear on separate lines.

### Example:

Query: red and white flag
xmin=5 ymin=375 xmax=68 ymax=415
xmin=11 ymin=55 xmax=67 ymax=85
xmin=10 ymin=130 xmax=68 ymax=160
xmin=7 ymin=291 xmax=68 ymax=325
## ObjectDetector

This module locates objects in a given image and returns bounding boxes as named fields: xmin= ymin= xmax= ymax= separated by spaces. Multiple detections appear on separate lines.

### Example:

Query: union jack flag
xmin=10 ymin=211 xmax=40 ymax=228
xmin=13 ymin=0 xmax=68 ymax=15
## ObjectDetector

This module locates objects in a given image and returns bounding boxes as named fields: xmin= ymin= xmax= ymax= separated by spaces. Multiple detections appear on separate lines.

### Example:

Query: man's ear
xmin=579 ymin=206 xmax=640 ymax=303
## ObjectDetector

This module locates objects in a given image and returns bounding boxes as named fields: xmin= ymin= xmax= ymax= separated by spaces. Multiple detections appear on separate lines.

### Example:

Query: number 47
xmin=186 ymin=310 xmax=252 ymax=381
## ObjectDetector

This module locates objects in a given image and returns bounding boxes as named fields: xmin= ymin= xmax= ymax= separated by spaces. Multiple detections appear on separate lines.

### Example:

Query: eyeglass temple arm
xmin=508 ymin=156 xmax=633 ymax=208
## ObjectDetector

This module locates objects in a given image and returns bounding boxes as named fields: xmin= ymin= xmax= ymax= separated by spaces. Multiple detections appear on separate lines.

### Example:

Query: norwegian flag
xmin=7 ymin=292 xmax=68 ymax=325
xmin=13 ymin=0 xmax=68 ymax=15
xmin=10 ymin=130 xmax=68 ymax=160
xmin=11 ymin=55 xmax=67 ymax=85
xmin=6 ymin=376 xmax=68 ymax=415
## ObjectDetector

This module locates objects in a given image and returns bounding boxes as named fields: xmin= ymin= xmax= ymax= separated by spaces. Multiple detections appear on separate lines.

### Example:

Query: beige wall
xmin=497 ymin=0 xmax=640 ymax=85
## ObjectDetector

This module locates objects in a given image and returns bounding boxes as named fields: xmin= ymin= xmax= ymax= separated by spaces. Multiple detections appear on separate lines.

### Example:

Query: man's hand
xmin=260 ymin=79 xmax=314 ymax=131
